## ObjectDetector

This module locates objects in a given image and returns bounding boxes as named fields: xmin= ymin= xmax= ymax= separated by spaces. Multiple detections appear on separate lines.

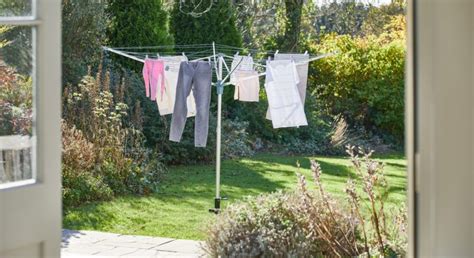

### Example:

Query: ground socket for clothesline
xmin=209 ymin=196 xmax=227 ymax=214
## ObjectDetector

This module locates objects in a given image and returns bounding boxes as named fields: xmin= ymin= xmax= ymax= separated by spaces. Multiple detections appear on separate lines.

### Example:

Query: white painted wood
xmin=410 ymin=0 xmax=474 ymax=256
xmin=0 ymin=0 xmax=62 ymax=258
xmin=0 ymin=151 xmax=5 ymax=182
xmin=0 ymin=135 xmax=33 ymax=150
xmin=405 ymin=2 xmax=415 ymax=256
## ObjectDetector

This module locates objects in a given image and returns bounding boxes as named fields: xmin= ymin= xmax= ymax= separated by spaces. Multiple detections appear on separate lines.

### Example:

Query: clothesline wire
xmin=107 ymin=49 xmax=315 ymax=67
xmin=111 ymin=44 xmax=215 ymax=50
xmin=103 ymin=45 xmax=337 ymax=88
xmin=108 ymin=43 xmax=299 ymax=56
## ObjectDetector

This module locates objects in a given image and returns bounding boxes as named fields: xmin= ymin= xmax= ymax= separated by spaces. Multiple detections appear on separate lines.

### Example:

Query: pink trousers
xmin=142 ymin=58 xmax=165 ymax=101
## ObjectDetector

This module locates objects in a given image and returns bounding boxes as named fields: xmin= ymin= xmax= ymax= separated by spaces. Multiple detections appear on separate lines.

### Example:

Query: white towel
xmin=264 ymin=60 xmax=308 ymax=128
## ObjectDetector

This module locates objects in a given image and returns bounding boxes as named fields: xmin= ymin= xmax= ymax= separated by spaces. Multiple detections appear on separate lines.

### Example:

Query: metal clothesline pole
xmin=210 ymin=42 xmax=225 ymax=214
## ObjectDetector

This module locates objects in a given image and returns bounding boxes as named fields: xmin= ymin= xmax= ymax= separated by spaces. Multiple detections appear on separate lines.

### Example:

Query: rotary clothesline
xmin=102 ymin=42 xmax=336 ymax=213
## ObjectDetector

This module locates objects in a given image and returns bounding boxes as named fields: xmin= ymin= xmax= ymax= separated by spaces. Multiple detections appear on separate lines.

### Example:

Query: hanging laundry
xmin=142 ymin=58 xmax=165 ymax=101
xmin=156 ymin=56 xmax=197 ymax=117
xmin=230 ymin=55 xmax=254 ymax=84
xmin=230 ymin=55 xmax=260 ymax=102
xmin=266 ymin=53 xmax=310 ymax=120
xmin=233 ymin=70 xmax=260 ymax=102
xmin=264 ymin=60 xmax=308 ymax=128
xmin=274 ymin=53 xmax=309 ymax=104
xmin=169 ymin=61 xmax=212 ymax=147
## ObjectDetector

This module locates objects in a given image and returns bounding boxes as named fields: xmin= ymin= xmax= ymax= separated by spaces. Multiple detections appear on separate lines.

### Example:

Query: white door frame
xmin=0 ymin=0 xmax=62 ymax=257
xmin=407 ymin=0 xmax=474 ymax=256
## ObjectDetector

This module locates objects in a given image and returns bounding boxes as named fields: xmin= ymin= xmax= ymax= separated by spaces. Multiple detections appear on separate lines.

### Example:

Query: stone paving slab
xmin=62 ymin=229 xmax=205 ymax=258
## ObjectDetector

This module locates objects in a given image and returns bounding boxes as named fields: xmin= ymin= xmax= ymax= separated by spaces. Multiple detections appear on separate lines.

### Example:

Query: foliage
xmin=170 ymin=0 xmax=242 ymax=48
xmin=222 ymin=118 xmax=255 ymax=159
xmin=233 ymin=1 xmax=283 ymax=50
xmin=62 ymin=0 xmax=107 ymax=85
xmin=204 ymin=147 xmax=407 ymax=256
xmin=62 ymin=67 xmax=167 ymax=208
xmin=0 ymin=65 xmax=32 ymax=136
xmin=106 ymin=0 xmax=173 ymax=70
xmin=63 ymin=153 xmax=407 ymax=240
xmin=315 ymin=2 xmax=370 ymax=37
xmin=0 ymin=25 xmax=32 ymax=75
xmin=361 ymin=0 xmax=405 ymax=36
xmin=204 ymin=191 xmax=358 ymax=257
xmin=62 ymin=165 xmax=113 ymax=208
xmin=345 ymin=145 xmax=408 ymax=255
xmin=310 ymin=30 xmax=406 ymax=143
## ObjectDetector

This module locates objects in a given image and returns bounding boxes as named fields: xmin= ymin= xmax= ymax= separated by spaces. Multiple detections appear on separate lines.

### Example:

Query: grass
xmin=63 ymin=153 xmax=407 ymax=240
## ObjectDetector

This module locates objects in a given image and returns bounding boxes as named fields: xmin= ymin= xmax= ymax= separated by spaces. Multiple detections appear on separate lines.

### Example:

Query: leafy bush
xmin=309 ymin=22 xmax=405 ymax=144
xmin=106 ymin=0 xmax=173 ymax=70
xmin=204 ymin=192 xmax=358 ymax=257
xmin=61 ymin=67 xmax=167 ymax=208
xmin=222 ymin=118 xmax=255 ymax=159
xmin=62 ymin=0 xmax=107 ymax=85
xmin=204 ymin=146 xmax=407 ymax=257
xmin=170 ymin=0 xmax=242 ymax=47
xmin=0 ymin=65 xmax=32 ymax=136
xmin=62 ymin=166 xmax=113 ymax=208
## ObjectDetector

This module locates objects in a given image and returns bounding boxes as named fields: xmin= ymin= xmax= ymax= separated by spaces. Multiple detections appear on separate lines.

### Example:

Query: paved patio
xmin=61 ymin=229 xmax=205 ymax=257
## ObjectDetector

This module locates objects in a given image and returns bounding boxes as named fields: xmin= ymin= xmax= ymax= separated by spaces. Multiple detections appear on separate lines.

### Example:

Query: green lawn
xmin=63 ymin=153 xmax=407 ymax=240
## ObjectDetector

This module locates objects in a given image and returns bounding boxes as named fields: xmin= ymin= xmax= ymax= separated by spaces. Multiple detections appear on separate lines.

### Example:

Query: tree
xmin=107 ymin=0 xmax=173 ymax=69
xmin=315 ymin=2 xmax=369 ymax=37
xmin=170 ymin=0 xmax=242 ymax=48
xmin=62 ymin=0 xmax=107 ymax=85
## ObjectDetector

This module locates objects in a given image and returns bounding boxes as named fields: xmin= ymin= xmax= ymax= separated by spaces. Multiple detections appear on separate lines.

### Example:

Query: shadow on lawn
xmin=161 ymin=155 xmax=356 ymax=199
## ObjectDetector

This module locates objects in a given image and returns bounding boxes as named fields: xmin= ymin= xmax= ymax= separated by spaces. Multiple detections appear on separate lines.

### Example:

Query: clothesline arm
xmin=103 ymin=46 xmax=218 ymax=64
xmin=103 ymin=46 xmax=145 ymax=63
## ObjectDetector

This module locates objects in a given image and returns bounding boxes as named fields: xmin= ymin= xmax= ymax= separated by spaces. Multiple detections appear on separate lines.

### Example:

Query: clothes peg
xmin=182 ymin=52 xmax=188 ymax=63
xmin=235 ymin=51 xmax=239 ymax=56
xmin=145 ymin=54 xmax=149 ymax=59
xmin=304 ymin=50 xmax=308 ymax=55
xmin=248 ymin=53 xmax=251 ymax=57
xmin=275 ymin=50 xmax=279 ymax=55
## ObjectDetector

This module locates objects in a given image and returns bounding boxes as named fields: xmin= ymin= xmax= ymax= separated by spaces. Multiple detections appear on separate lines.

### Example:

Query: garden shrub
xmin=61 ymin=121 xmax=96 ymax=171
xmin=62 ymin=166 xmax=113 ymax=208
xmin=204 ymin=192 xmax=359 ymax=257
xmin=61 ymin=67 xmax=167 ymax=208
xmin=309 ymin=26 xmax=405 ymax=145
xmin=222 ymin=118 xmax=255 ymax=159
xmin=62 ymin=0 xmax=107 ymax=85
xmin=0 ymin=65 xmax=32 ymax=136
xmin=204 ymin=146 xmax=407 ymax=257
xmin=106 ymin=0 xmax=173 ymax=70
xmin=170 ymin=0 xmax=242 ymax=48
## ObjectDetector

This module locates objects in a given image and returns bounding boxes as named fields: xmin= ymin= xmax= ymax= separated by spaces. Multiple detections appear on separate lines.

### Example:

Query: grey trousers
xmin=169 ymin=61 xmax=212 ymax=147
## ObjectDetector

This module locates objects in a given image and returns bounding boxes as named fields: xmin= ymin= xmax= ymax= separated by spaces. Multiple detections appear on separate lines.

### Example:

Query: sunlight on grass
xmin=63 ymin=154 xmax=407 ymax=240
